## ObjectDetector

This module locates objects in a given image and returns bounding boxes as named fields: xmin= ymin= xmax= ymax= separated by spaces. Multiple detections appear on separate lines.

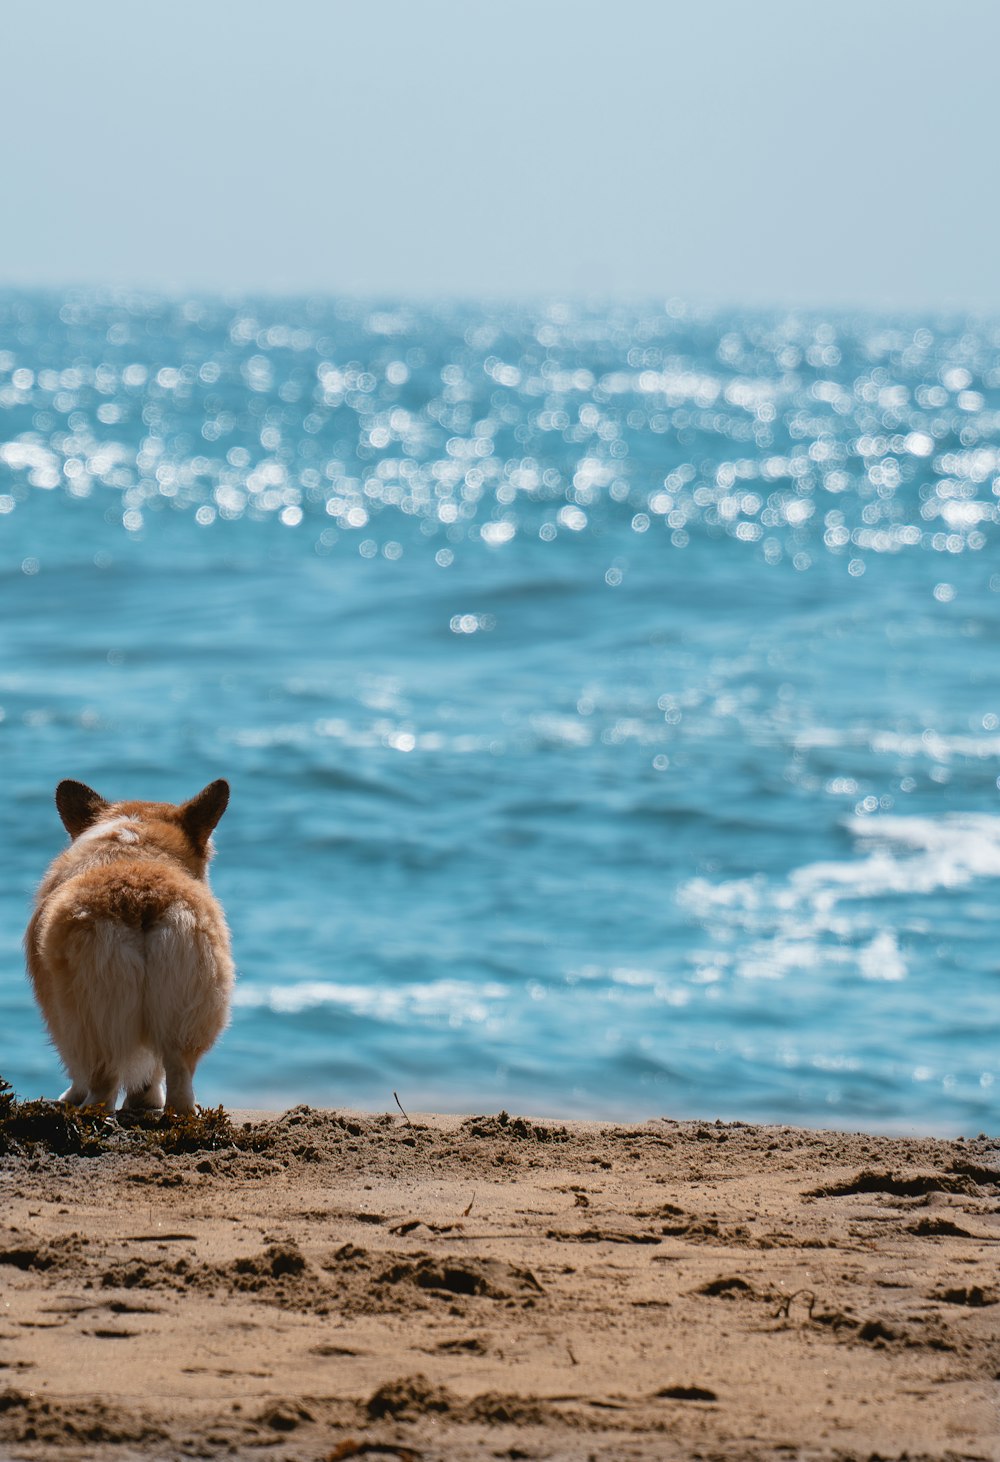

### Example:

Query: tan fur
xmin=25 ymin=780 xmax=234 ymax=1114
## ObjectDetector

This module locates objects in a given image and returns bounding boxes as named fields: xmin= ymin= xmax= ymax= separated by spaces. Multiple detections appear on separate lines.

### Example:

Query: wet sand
xmin=1 ymin=1107 xmax=998 ymax=1460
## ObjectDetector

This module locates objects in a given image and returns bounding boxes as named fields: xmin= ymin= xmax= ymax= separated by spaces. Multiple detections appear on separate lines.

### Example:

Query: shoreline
xmin=226 ymin=1105 xmax=996 ymax=1140
xmin=1 ymin=1107 xmax=998 ymax=1460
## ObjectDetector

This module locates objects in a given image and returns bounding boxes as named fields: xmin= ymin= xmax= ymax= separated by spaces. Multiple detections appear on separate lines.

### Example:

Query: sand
xmin=0 ymin=1105 xmax=998 ymax=1461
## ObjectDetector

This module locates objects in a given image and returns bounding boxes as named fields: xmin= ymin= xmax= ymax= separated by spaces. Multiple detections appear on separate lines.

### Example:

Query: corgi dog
xmin=25 ymin=780 xmax=234 ymax=1114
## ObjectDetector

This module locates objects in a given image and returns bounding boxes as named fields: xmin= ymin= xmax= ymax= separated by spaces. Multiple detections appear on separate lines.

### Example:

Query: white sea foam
xmin=233 ymin=977 xmax=509 ymax=1025
xmin=793 ymin=726 xmax=1000 ymax=760
xmin=868 ymin=731 xmax=1000 ymax=761
xmin=846 ymin=813 xmax=1000 ymax=887
xmin=679 ymin=813 xmax=1000 ymax=985
xmin=857 ymin=930 xmax=907 ymax=982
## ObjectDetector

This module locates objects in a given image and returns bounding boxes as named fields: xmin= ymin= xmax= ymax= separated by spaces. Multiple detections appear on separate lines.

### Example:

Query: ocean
xmin=1 ymin=291 xmax=997 ymax=1132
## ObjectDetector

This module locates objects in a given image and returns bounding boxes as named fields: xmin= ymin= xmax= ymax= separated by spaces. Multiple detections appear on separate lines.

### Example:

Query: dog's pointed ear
xmin=180 ymin=779 xmax=230 ymax=851
xmin=56 ymin=780 xmax=109 ymax=838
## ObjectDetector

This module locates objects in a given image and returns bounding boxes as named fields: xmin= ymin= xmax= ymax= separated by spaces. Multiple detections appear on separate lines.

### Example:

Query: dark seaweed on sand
xmin=0 ymin=1076 xmax=256 ymax=1158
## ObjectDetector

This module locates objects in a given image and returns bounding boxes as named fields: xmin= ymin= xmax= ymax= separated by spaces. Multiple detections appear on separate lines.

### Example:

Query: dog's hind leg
xmin=162 ymin=1049 xmax=198 ymax=1115
xmin=44 ymin=915 xmax=143 ymax=1114
xmin=122 ymin=1060 xmax=165 ymax=1112
xmin=144 ymin=904 xmax=232 ymax=1116
xmin=82 ymin=1063 xmax=119 ymax=1111
xmin=123 ymin=1076 xmax=165 ymax=1110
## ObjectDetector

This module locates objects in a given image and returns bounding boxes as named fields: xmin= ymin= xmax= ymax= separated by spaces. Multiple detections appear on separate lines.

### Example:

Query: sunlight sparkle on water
xmin=0 ymin=298 xmax=998 ymax=570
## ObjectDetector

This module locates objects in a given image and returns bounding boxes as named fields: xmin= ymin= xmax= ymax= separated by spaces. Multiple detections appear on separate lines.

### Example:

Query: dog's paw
xmin=123 ymin=1083 xmax=166 ymax=1112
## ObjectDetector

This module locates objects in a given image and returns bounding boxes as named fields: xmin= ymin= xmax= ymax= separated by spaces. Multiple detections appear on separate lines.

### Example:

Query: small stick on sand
xmin=462 ymin=1190 xmax=476 ymax=1217
xmin=393 ymin=1091 xmax=412 ymax=1127
xmin=774 ymin=1288 xmax=816 ymax=1320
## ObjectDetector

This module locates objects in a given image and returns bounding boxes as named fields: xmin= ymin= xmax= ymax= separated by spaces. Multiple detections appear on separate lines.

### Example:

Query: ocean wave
xmin=682 ymin=813 xmax=1000 ymax=917
xmin=794 ymin=726 xmax=1000 ymax=761
xmin=232 ymin=978 xmax=509 ymax=1024
xmin=678 ymin=813 xmax=1000 ymax=988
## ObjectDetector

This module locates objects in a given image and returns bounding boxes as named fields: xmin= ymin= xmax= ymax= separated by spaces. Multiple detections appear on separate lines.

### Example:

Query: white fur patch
xmin=75 ymin=815 xmax=141 ymax=846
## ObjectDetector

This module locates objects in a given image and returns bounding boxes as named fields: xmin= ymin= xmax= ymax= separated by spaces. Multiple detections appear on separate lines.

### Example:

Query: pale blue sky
xmin=2 ymin=0 xmax=997 ymax=308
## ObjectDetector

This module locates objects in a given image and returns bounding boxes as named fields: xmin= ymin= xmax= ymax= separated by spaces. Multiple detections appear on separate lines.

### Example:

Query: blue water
xmin=1 ymin=291 xmax=998 ymax=1132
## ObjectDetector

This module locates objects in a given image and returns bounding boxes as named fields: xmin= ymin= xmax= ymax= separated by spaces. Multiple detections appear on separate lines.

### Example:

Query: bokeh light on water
xmin=0 ymin=291 xmax=998 ymax=1131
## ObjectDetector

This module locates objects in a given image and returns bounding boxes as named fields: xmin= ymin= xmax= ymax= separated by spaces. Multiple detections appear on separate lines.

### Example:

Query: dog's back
xmin=26 ymin=780 xmax=234 ymax=1113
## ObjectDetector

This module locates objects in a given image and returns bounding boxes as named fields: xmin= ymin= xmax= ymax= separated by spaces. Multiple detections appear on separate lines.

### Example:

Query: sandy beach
xmin=0 ymin=1105 xmax=998 ymax=1461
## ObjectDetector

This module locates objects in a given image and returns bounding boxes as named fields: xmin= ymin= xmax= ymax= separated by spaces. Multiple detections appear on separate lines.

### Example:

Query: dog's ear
xmin=180 ymin=779 xmax=230 ymax=851
xmin=56 ymin=780 xmax=109 ymax=838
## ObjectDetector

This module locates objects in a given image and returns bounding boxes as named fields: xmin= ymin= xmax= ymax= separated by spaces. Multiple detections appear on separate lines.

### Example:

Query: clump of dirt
xmin=328 ymin=1242 xmax=371 ymax=1269
xmin=654 ymin=1384 xmax=717 ymax=1402
xmin=781 ymin=1304 xmax=961 ymax=1356
xmin=805 ymin=1169 xmax=985 ymax=1199
xmin=240 ymin=1107 xmax=450 ymax=1173
xmin=463 ymin=1392 xmax=556 ymax=1426
xmin=96 ymin=1240 xmax=539 ymax=1319
xmin=694 ymin=1275 xmax=758 ymax=1299
xmin=99 ymin=1243 xmax=316 ymax=1309
xmin=932 ymin=1285 xmax=997 ymax=1307
xmin=0 ymin=1388 xmax=164 ymax=1446
xmin=365 ymin=1375 xmax=557 ymax=1428
xmin=907 ymin=1216 xmax=975 ymax=1238
xmin=270 ymin=1106 xmax=370 ymax=1141
xmin=546 ymin=1224 xmax=663 ymax=1245
xmin=658 ymin=1213 xmax=731 ymax=1242
xmin=367 ymin=1374 xmax=454 ymax=1420
xmin=855 ymin=1317 xmax=902 ymax=1347
xmin=226 ymin=1242 xmax=309 ymax=1291
xmin=461 ymin=1111 xmax=569 ymax=1143
xmin=376 ymin=1254 xmax=543 ymax=1301
xmin=0 ymin=1245 xmax=58 ymax=1272
xmin=255 ymin=1400 xmax=314 ymax=1432
xmin=0 ymin=1230 xmax=87 ymax=1278
xmin=328 ymin=1440 xmax=421 ymax=1462
xmin=947 ymin=1159 xmax=1000 ymax=1188
xmin=99 ymin=1258 xmax=174 ymax=1292
xmin=133 ymin=1240 xmax=504 ymax=1328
